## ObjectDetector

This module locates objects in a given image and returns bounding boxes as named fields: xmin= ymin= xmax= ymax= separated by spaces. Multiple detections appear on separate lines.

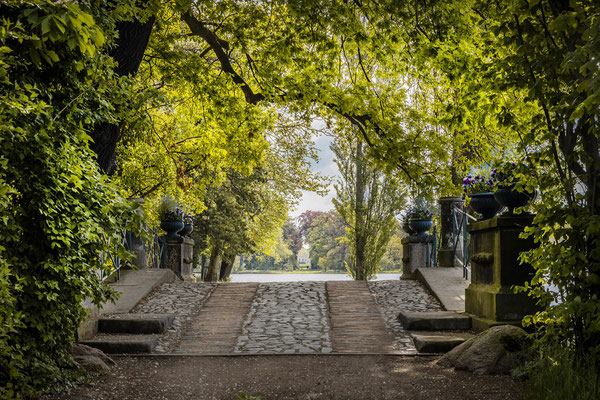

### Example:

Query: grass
xmin=520 ymin=346 xmax=600 ymax=400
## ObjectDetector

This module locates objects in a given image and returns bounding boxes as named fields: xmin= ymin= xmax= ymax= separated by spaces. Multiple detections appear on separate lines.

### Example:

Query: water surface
xmin=229 ymin=273 xmax=401 ymax=282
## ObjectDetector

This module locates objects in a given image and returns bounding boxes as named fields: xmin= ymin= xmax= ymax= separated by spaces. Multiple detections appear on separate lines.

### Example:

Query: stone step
xmin=410 ymin=331 xmax=474 ymax=353
xmin=397 ymin=311 xmax=472 ymax=331
xmin=81 ymin=334 xmax=159 ymax=354
xmin=98 ymin=313 xmax=175 ymax=334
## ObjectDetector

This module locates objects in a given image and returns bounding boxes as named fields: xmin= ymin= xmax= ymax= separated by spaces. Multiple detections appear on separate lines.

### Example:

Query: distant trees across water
xmin=235 ymin=210 xmax=403 ymax=273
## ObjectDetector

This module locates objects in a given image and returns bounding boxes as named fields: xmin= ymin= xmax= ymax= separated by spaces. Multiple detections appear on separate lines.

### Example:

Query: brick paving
xmin=173 ymin=283 xmax=258 ymax=354
xmin=327 ymin=281 xmax=396 ymax=353
xmin=133 ymin=279 xmax=441 ymax=355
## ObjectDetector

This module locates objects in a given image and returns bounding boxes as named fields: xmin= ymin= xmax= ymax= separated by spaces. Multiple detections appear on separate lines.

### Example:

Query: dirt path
xmin=48 ymin=355 xmax=522 ymax=400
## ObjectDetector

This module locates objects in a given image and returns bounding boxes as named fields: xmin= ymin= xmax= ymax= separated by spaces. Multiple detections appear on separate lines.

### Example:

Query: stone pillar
xmin=130 ymin=231 xmax=148 ymax=269
xmin=127 ymin=198 xmax=148 ymax=269
xmin=465 ymin=215 xmax=539 ymax=331
xmin=401 ymin=236 xmax=433 ymax=280
xmin=164 ymin=235 xmax=195 ymax=281
xmin=437 ymin=196 xmax=464 ymax=268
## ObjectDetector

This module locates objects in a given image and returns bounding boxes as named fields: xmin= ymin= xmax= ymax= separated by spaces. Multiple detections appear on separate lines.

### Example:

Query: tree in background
xmin=305 ymin=212 xmax=349 ymax=271
xmin=192 ymin=168 xmax=286 ymax=282
xmin=332 ymin=132 xmax=406 ymax=280
xmin=297 ymin=210 xmax=326 ymax=241
xmin=379 ymin=223 xmax=404 ymax=271
xmin=282 ymin=218 xmax=303 ymax=269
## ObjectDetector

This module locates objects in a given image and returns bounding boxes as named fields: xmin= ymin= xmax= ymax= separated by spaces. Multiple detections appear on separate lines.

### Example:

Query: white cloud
xmin=290 ymin=134 xmax=340 ymax=218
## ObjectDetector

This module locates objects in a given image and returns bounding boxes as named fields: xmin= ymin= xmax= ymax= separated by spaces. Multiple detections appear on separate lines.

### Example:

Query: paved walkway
xmin=416 ymin=267 xmax=468 ymax=312
xmin=133 ymin=279 xmax=443 ymax=355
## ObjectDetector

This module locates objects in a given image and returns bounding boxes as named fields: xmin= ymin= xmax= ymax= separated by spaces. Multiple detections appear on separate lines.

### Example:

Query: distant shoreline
xmin=231 ymin=270 xmax=402 ymax=275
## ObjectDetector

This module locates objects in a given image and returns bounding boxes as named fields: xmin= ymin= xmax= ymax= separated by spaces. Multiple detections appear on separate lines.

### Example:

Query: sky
xmin=289 ymin=134 xmax=339 ymax=218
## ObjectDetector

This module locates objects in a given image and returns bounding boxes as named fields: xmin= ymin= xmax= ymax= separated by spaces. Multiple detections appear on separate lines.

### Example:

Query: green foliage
xmin=332 ymin=132 xmax=406 ymax=280
xmin=235 ymin=392 xmax=262 ymax=400
xmin=383 ymin=0 xmax=600 ymax=364
xmin=0 ymin=1 xmax=144 ymax=396
xmin=379 ymin=228 xmax=403 ymax=271
xmin=305 ymin=211 xmax=349 ymax=272
xmin=518 ymin=343 xmax=599 ymax=400
xmin=156 ymin=196 xmax=184 ymax=222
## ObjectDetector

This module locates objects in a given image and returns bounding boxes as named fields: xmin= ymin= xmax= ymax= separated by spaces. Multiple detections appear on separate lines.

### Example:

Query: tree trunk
xmin=91 ymin=15 xmax=155 ymax=174
xmin=219 ymin=255 xmax=234 ymax=281
xmin=354 ymin=138 xmax=366 ymax=280
xmin=206 ymin=243 xmax=222 ymax=282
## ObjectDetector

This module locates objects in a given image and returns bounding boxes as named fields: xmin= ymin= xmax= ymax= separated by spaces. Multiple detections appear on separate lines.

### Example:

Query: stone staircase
xmin=398 ymin=310 xmax=475 ymax=353
xmin=82 ymin=313 xmax=175 ymax=354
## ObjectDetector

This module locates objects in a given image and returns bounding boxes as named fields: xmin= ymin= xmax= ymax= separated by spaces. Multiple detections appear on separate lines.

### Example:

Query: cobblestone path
xmin=136 ymin=279 xmax=441 ymax=355
xmin=131 ymin=282 xmax=216 ymax=353
xmin=173 ymin=283 xmax=257 ymax=354
xmin=368 ymin=280 xmax=444 ymax=353
xmin=235 ymin=282 xmax=331 ymax=354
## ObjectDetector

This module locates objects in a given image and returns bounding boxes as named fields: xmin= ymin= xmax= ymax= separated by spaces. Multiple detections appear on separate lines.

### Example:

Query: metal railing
xmin=99 ymin=229 xmax=133 ymax=282
xmin=452 ymin=205 xmax=477 ymax=280
xmin=424 ymin=226 xmax=439 ymax=268
xmin=149 ymin=229 xmax=167 ymax=269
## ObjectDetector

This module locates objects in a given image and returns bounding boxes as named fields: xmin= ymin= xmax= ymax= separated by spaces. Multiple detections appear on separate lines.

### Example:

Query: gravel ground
xmin=46 ymin=355 xmax=523 ymax=400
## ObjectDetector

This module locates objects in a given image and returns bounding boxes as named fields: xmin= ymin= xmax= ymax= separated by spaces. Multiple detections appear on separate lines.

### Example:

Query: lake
xmin=229 ymin=273 xmax=402 ymax=282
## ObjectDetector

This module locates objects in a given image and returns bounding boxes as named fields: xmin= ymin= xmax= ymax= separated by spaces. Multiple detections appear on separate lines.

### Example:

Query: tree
xmin=304 ymin=212 xmax=349 ymax=271
xmin=332 ymin=132 xmax=406 ymax=280
xmin=380 ymin=224 xmax=404 ymax=271
xmin=282 ymin=218 xmax=303 ymax=269
xmin=194 ymin=168 xmax=284 ymax=281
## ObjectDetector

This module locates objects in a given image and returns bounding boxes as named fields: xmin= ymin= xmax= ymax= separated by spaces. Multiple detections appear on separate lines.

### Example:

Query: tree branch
xmin=182 ymin=11 xmax=264 ymax=104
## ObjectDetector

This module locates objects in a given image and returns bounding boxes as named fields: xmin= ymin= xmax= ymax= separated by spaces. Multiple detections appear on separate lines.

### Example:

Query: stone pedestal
xmin=130 ymin=232 xmax=148 ymax=269
xmin=437 ymin=196 xmax=464 ymax=268
xmin=401 ymin=236 xmax=434 ymax=280
xmin=465 ymin=215 xmax=539 ymax=331
xmin=163 ymin=235 xmax=195 ymax=281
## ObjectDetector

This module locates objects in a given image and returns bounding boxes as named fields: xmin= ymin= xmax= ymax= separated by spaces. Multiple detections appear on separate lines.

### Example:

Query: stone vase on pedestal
xmin=465 ymin=215 xmax=540 ymax=331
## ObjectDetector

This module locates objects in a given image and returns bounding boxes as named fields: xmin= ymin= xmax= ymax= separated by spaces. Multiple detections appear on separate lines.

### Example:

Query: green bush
xmin=0 ymin=1 xmax=143 ymax=396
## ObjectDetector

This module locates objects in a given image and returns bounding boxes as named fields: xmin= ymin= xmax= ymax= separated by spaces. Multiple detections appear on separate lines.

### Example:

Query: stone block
xmin=164 ymin=236 xmax=195 ymax=280
xmin=411 ymin=332 xmax=473 ymax=353
xmin=98 ymin=313 xmax=175 ymax=334
xmin=397 ymin=310 xmax=472 ymax=330
xmin=81 ymin=334 xmax=159 ymax=354
xmin=401 ymin=236 xmax=434 ymax=279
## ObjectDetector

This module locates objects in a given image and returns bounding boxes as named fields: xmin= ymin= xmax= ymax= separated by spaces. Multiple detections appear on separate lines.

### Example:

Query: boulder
xmin=72 ymin=355 xmax=111 ymax=374
xmin=69 ymin=343 xmax=115 ymax=373
xmin=437 ymin=325 xmax=532 ymax=375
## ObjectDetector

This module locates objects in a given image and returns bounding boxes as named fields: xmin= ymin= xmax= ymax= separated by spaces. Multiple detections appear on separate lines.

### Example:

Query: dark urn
xmin=160 ymin=220 xmax=184 ymax=237
xmin=408 ymin=218 xmax=433 ymax=237
xmin=469 ymin=192 xmax=502 ymax=220
xmin=494 ymin=185 xmax=536 ymax=215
